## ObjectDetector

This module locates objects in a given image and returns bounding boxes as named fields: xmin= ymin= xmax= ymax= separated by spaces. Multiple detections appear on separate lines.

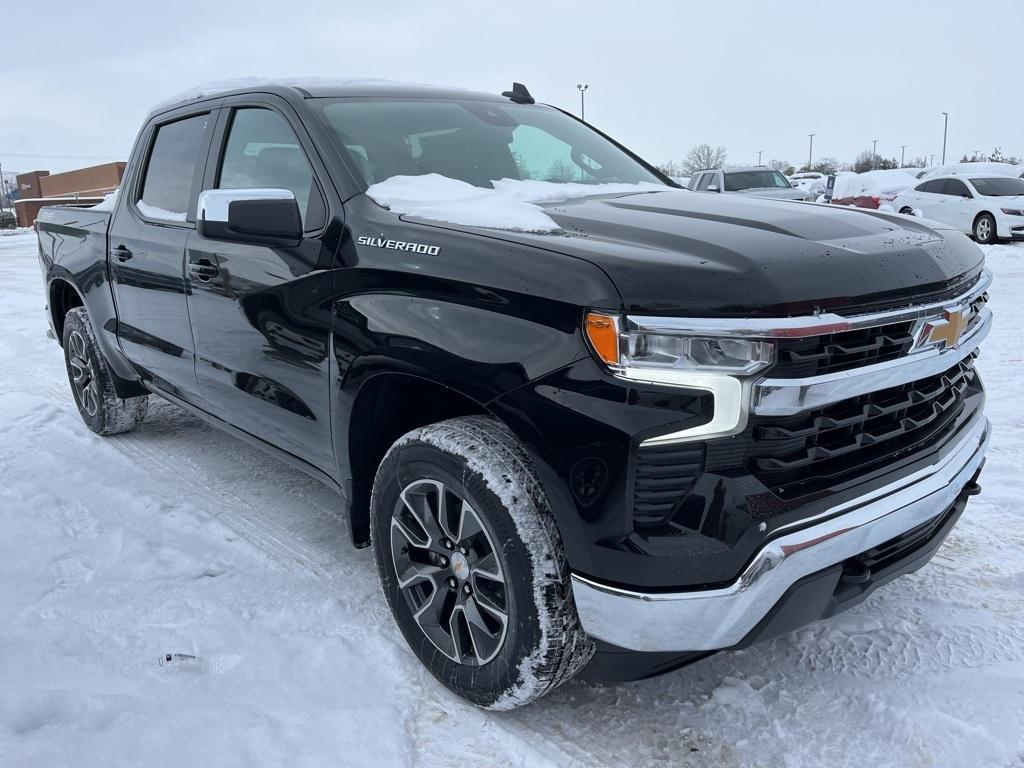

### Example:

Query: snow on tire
xmin=62 ymin=307 xmax=149 ymax=435
xmin=370 ymin=415 xmax=595 ymax=709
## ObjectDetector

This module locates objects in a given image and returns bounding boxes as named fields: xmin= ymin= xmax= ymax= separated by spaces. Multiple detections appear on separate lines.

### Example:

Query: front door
xmin=108 ymin=111 xmax=213 ymax=403
xmin=185 ymin=103 xmax=337 ymax=472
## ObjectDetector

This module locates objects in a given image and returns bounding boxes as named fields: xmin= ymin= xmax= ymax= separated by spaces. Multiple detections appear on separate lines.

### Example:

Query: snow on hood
xmin=365 ymin=174 xmax=666 ymax=233
xmin=833 ymin=169 xmax=917 ymax=199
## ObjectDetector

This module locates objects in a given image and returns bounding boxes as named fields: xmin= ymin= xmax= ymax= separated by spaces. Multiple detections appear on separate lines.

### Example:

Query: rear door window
xmin=944 ymin=179 xmax=970 ymax=197
xmin=138 ymin=114 xmax=210 ymax=222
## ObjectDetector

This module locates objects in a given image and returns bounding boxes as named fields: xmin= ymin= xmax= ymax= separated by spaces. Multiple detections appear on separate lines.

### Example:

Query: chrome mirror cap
xmin=197 ymin=188 xmax=296 ymax=223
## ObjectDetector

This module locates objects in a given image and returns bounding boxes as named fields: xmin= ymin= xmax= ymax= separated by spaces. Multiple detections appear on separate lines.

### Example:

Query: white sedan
xmin=892 ymin=174 xmax=1024 ymax=244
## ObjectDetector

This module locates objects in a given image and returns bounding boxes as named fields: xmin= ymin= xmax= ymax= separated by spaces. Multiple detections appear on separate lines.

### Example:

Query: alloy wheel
xmin=390 ymin=479 xmax=509 ymax=665
xmin=68 ymin=330 xmax=100 ymax=417
xmin=976 ymin=218 xmax=992 ymax=242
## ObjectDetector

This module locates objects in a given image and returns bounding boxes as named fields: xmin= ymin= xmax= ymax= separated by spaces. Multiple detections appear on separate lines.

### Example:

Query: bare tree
xmin=656 ymin=160 xmax=688 ymax=177
xmin=683 ymin=144 xmax=727 ymax=175
xmin=545 ymin=158 xmax=579 ymax=182
xmin=768 ymin=159 xmax=795 ymax=176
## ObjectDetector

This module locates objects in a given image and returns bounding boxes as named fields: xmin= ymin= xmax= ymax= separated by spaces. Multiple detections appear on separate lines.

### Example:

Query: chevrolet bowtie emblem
xmin=924 ymin=309 xmax=970 ymax=349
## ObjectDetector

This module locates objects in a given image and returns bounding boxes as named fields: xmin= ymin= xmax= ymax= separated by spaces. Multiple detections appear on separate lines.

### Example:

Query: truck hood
xmin=416 ymin=189 xmax=984 ymax=317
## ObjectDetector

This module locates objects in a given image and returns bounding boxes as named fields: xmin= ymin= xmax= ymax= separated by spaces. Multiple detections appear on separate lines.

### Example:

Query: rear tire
xmin=370 ymin=416 xmax=594 ymax=709
xmin=62 ymin=307 xmax=149 ymax=435
xmin=899 ymin=206 xmax=914 ymax=215
xmin=973 ymin=213 xmax=997 ymax=244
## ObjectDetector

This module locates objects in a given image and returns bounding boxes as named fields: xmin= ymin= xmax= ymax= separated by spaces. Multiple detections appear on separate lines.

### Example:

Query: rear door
xmin=184 ymin=96 xmax=338 ymax=472
xmin=108 ymin=108 xmax=216 ymax=402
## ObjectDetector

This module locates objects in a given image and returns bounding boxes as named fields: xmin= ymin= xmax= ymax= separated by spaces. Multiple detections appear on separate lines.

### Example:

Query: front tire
xmin=62 ymin=307 xmax=148 ymax=435
xmin=899 ymin=206 xmax=914 ymax=215
xmin=370 ymin=416 xmax=594 ymax=709
xmin=973 ymin=213 xmax=997 ymax=244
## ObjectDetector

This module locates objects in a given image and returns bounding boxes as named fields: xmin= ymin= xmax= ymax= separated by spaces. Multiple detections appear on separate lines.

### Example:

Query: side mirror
xmin=707 ymin=183 xmax=720 ymax=193
xmin=198 ymin=188 xmax=302 ymax=246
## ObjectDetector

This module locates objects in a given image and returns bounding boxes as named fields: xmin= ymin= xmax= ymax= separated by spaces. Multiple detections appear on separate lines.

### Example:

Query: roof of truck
xmin=151 ymin=77 xmax=507 ymax=115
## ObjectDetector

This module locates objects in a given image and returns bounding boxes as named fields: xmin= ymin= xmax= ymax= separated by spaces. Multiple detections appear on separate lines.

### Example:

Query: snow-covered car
xmin=893 ymin=174 xmax=1024 ymax=244
xmin=828 ymin=169 xmax=917 ymax=209
xmin=922 ymin=162 xmax=1023 ymax=181
xmin=0 ymin=208 xmax=17 ymax=229
xmin=789 ymin=171 xmax=827 ymax=197
xmin=688 ymin=167 xmax=813 ymax=201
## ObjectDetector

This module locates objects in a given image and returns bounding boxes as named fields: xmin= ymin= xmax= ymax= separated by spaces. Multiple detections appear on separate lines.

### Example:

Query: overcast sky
xmin=3 ymin=0 xmax=1021 ymax=175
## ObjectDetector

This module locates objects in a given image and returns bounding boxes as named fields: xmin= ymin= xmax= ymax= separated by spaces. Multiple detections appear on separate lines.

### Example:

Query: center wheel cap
xmin=450 ymin=552 xmax=470 ymax=581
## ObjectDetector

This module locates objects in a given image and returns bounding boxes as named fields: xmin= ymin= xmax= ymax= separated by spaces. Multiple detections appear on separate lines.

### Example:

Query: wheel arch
xmin=344 ymin=371 xmax=493 ymax=547
xmin=47 ymin=276 xmax=85 ymax=346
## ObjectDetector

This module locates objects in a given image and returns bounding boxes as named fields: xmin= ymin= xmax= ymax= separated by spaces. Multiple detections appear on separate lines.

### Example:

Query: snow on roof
xmin=365 ymin=174 xmax=666 ymax=233
xmin=152 ymin=77 xmax=450 ymax=111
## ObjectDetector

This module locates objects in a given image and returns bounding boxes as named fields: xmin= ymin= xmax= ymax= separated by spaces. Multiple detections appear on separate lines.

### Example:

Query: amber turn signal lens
xmin=585 ymin=312 xmax=620 ymax=366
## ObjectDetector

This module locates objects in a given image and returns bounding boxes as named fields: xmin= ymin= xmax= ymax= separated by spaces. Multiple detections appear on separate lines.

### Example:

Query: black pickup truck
xmin=36 ymin=80 xmax=991 ymax=709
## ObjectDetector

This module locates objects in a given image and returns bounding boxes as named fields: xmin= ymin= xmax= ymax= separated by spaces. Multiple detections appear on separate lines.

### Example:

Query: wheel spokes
xmin=391 ymin=477 xmax=510 ymax=666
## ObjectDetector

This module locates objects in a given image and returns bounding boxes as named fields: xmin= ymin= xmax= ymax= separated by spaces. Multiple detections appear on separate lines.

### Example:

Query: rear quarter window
xmin=138 ymin=114 xmax=210 ymax=222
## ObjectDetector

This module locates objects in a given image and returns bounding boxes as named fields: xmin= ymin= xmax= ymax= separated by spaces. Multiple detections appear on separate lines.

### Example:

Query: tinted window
xmin=944 ymin=179 xmax=970 ymax=197
xmin=919 ymin=179 xmax=946 ymax=193
xmin=218 ymin=108 xmax=322 ymax=228
xmin=316 ymin=99 xmax=665 ymax=188
xmin=139 ymin=114 xmax=209 ymax=221
xmin=724 ymin=170 xmax=790 ymax=191
xmin=970 ymin=177 xmax=1024 ymax=196
xmin=697 ymin=172 xmax=713 ymax=191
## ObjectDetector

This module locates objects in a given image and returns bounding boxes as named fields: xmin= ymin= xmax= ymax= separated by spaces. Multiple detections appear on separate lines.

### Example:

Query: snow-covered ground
xmin=1 ymin=231 xmax=1023 ymax=767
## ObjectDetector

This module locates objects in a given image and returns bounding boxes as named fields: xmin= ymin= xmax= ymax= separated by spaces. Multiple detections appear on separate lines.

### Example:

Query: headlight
xmin=1001 ymin=208 xmax=1024 ymax=216
xmin=584 ymin=312 xmax=774 ymax=375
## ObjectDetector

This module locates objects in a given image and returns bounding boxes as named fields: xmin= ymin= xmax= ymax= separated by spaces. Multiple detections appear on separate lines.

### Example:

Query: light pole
xmin=808 ymin=133 xmax=814 ymax=170
xmin=941 ymin=112 xmax=949 ymax=164
xmin=576 ymin=84 xmax=588 ymax=121
xmin=872 ymin=139 xmax=878 ymax=170
xmin=900 ymin=145 xmax=907 ymax=167
xmin=757 ymin=150 xmax=763 ymax=166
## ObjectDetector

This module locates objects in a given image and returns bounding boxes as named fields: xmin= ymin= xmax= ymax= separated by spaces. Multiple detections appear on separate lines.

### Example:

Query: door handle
xmin=111 ymin=245 xmax=133 ymax=262
xmin=188 ymin=257 xmax=220 ymax=281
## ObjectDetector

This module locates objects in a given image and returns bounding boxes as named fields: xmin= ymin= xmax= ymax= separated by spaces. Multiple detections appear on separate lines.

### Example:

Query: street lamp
xmin=808 ymin=133 xmax=814 ymax=170
xmin=900 ymin=145 xmax=907 ymax=167
xmin=757 ymin=150 xmax=763 ymax=166
xmin=872 ymin=139 xmax=878 ymax=170
xmin=576 ymin=84 xmax=589 ymax=121
xmin=941 ymin=112 xmax=949 ymax=165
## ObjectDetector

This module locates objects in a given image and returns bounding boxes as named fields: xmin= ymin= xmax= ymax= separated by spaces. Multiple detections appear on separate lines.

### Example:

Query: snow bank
xmin=833 ymin=169 xmax=917 ymax=200
xmin=365 ymin=174 xmax=665 ymax=232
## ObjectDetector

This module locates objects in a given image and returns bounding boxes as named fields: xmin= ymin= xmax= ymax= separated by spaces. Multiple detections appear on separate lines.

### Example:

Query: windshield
xmin=315 ymin=99 xmax=666 ymax=189
xmin=724 ymin=170 xmax=791 ymax=191
xmin=969 ymin=177 xmax=1024 ymax=197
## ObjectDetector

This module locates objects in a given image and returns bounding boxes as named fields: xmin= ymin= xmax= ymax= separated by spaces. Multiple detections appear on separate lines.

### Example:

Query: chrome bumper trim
xmin=571 ymin=414 xmax=989 ymax=653
xmin=754 ymin=305 xmax=991 ymax=416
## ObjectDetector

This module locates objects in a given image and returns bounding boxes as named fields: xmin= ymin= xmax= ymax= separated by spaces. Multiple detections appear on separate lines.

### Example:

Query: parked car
xmin=689 ymin=166 xmax=813 ymax=201
xmin=0 ymin=208 xmax=17 ymax=229
xmin=788 ymin=171 xmax=827 ymax=197
xmin=829 ymin=169 xmax=918 ymax=209
xmin=36 ymin=79 xmax=991 ymax=709
xmin=893 ymin=174 xmax=1024 ymax=243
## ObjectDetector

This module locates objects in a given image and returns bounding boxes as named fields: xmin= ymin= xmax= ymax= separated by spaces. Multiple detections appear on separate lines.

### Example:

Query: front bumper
xmin=571 ymin=413 xmax=990 ymax=652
